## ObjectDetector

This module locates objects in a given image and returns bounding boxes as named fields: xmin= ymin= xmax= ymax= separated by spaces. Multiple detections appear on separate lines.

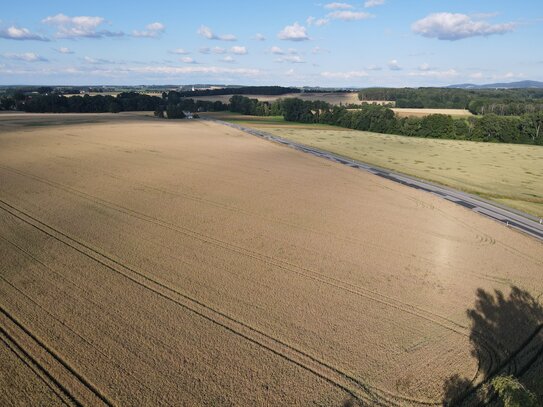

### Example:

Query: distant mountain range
xmin=447 ymin=80 xmax=543 ymax=89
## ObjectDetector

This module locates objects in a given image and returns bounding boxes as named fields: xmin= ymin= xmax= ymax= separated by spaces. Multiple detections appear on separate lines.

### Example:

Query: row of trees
xmin=229 ymin=95 xmax=543 ymax=145
xmin=20 ymin=92 xmax=162 ymax=113
xmin=358 ymin=87 xmax=543 ymax=116
xmin=153 ymin=91 xmax=229 ymax=119
xmin=0 ymin=91 xmax=229 ymax=117
xmin=2 ymin=90 xmax=542 ymax=142
xmin=172 ymin=85 xmax=300 ymax=98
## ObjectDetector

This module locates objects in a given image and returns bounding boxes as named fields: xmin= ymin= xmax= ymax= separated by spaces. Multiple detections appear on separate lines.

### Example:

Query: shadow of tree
xmin=443 ymin=286 xmax=543 ymax=406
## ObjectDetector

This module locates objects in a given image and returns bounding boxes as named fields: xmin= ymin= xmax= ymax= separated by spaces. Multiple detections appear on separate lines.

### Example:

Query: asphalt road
xmin=209 ymin=119 xmax=543 ymax=242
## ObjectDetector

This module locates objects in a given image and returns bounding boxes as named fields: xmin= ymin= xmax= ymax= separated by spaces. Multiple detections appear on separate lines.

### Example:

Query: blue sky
xmin=1 ymin=0 xmax=542 ymax=86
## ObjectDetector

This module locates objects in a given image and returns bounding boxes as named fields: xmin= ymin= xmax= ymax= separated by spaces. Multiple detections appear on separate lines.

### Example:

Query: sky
xmin=1 ymin=0 xmax=542 ymax=87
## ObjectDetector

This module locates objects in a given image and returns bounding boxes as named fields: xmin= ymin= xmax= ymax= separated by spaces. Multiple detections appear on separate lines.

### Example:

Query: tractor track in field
xmin=3 ymin=199 xmax=538 ymax=406
xmin=0 ymin=198 xmax=443 ymax=406
xmin=0 ymin=326 xmax=75 ymax=407
xmin=0 ymin=163 xmax=520 ymax=286
xmin=0 ymin=171 xmax=509 ymax=385
xmin=0 ymin=165 xmax=513 ymax=328
xmin=0 ymin=167 xmax=514 ymax=397
xmin=0 ymin=305 xmax=114 ymax=407
xmin=0 ymin=233 xmax=226 ymax=403
xmin=1 ymin=119 xmax=540 ymax=405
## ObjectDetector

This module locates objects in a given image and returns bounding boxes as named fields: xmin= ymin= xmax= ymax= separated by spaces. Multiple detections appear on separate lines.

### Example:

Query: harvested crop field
xmin=184 ymin=92 xmax=384 ymax=106
xmin=1 ymin=113 xmax=542 ymax=406
xmin=391 ymin=108 xmax=473 ymax=118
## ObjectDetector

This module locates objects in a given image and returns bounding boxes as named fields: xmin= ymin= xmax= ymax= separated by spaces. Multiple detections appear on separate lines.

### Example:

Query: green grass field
xmin=204 ymin=112 xmax=543 ymax=218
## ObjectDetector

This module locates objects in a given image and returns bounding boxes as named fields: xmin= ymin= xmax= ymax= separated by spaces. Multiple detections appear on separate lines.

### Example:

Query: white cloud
xmin=412 ymin=13 xmax=515 ymax=41
xmin=170 ymin=48 xmax=189 ymax=55
xmin=133 ymin=22 xmax=165 ymax=38
xmin=324 ymin=2 xmax=353 ymax=9
xmin=146 ymin=22 xmax=164 ymax=31
xmin=231 ymin=46 xmax=247 ymax=55
xmin=0 ymin=64 xmax=261 ymax=78
xmin=253 ymin=33 xmax=266 ymax=41
xmin=388 ymin=59 xmax=402 ymax=70
xmin=367 ymin=64 xmax=382 ymax=71
xmin=321 ymin=70 xmax=368 ymax=79
xmin=0 ymin=26 xmax=49 ymax=41
xmin=469 ymin=72 xmax=484 ymax=79
xmin=307 ymin=16 xmax=329 ymax=27
xmin=503 ymin=72 xmax=524 ymax=79
xmin=270 ymin=46 xmax=284 ymax=55
xmin=315 ymin=18 xmax=330 ymax=27
xmin=83 ymin=56 xmax=113 ymax=64
xmin=276 ymin=55 xmax=305 ymax=63
xmin=42 ymin=13 xmax=123 ymax=38
xmin=408 ymin=69 xmax=459 ymax=78
xmin=3 ymin=52 xmax=48 ymax=62
xmin=197 ymin=25 xmax=236 ymax=41
xmin=222 ymin=56 xmax=235 ymax=63
xmin=327 ymin=11 xmax=373 ymax=21
xmin=312 ymin=46 xmax=329 ymax=54
xmin=364 ymin=0 xmax=385 ymax=8
xmin=180 ymin=56 xmax=197 ymax=64
xmin=127 ymin=65 xmax=260 ymax=76
xmin=56 ymin=47 xmax=74 ymax=54
xmin=278 ymin=22 xmax=309 ymax=41
xmin=418 ymin=63 xmax=431 ymax=71
xmin=212 ymin=46 xmax=226 ymax=54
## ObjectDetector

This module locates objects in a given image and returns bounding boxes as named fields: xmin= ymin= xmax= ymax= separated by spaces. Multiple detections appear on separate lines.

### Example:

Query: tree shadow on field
xmin=442 ymin=286 xmax=543 ymax=406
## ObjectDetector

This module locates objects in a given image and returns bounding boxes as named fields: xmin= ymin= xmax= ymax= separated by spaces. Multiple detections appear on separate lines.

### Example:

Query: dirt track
xmin=0 ymin=114 xmax=542 ymax=406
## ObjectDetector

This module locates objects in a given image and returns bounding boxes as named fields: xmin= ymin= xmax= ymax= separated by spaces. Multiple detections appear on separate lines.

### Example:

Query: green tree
xmin=523 ymin=111 xmax=543 ymax=144
xmin=419 ymin=114 xmax=455 ymax=138
xmin=491 ymin=376 xmax=538 ymax=407
xmin=166 ymin=104 xmax=185 ymax=119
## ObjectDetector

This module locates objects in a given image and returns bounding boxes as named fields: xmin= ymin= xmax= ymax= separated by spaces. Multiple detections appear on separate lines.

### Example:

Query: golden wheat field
xmin=391 ymin=108 xmax=473 ymax=118
xmin=207 ymin=113 xmax=543 ymax=218
xmin=0 ymin=113 xmax=542 ymax=406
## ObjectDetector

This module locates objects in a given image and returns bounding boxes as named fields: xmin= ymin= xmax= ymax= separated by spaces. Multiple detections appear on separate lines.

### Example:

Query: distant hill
xmin=448 ymin=80 xmax=543 ymax=89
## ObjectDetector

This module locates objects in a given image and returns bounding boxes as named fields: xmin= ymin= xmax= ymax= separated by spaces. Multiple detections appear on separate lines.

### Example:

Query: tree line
xmin=358 ymin=87 xmax=543 ymax=116
xmin=229 ymin=95 xmax=543 ymax=145
xmin=0 ymin=91 xmax=228 ymax=117
xmin=172 ymin=85 xmax=300 ymax=97
xmin=1 ymin=90 xmax=542 ymax=144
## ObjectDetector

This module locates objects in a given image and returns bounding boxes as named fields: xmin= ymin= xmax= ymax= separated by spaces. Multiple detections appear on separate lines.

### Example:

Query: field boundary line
xmin=207 ymin=119 xmax=543 ymax=242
